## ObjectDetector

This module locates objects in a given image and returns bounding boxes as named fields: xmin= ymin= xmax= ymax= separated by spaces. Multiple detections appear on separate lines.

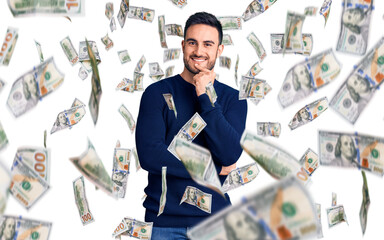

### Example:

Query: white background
xmin=1 ymin=0 xmax=384 ymax=239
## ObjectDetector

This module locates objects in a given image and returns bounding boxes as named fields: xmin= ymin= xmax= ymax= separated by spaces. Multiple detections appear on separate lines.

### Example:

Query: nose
xmin=193 ymin=43 xmax=204 ymax=57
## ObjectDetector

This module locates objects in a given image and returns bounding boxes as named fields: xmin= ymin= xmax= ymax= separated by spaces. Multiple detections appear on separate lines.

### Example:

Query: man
xmin=334 ymin=135 xmax=358 ymax=167
xmin=136 ymin=12 xmax=247 ymax=239
xmin=342 ymin=8 xmax=366 ymax=34
xmin=0 ymin=217 xmax=16 ymax=240
xmin=227 ymin=169 xmax=242 ymax=186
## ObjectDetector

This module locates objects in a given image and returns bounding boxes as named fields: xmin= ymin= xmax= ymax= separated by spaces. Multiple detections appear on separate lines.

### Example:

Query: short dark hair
xmin=184 ymin=12 xmax=223 ymax=45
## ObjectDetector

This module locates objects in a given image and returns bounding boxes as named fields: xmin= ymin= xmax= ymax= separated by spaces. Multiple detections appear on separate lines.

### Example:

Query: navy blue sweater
xmin=135 ymin=74 xmax=247 ymax=228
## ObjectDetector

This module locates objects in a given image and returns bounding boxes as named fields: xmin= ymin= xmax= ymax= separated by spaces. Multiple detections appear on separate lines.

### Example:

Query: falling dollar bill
xmin=16 ymin=147 xmax=50 ymax=183
xmin=246 ymin=61 xmax=263 ymax=78
xmin=247 ymin=32 xmax=266 ymax=62
xmin=0 ymin=215 xmax=52 ymax=240
xmin=7 ymin=0 xmax=84 ymax=17
xmin=158 ymin=15 xmax=168 ymax=48
xmin=180 ymin=186 xmax=212 ymax=214
xmin=299 ymin=148 xmax=319 ymax=176
xmin=327 ymin=205 xmax=348 ymax=228
xmin=205 ymin=82 xmax=217 ymax=107
xmin=240 ymin=130 xmax=311 ymax=186
xmin=242 ymin=0 xmax=278 ymax=22
xmin=0 ymin=162 xmax=11 ymax=214
xmin=234 ymin=54 xmax=239 ymax=86
xmin=134 ymin=55 xmax=146 ymax=73
xmin=218 ymin=16 xmax=242 ymax=30
xmin=10 ymin=156 xmax=50 ymax=209
xmin=51 ymin=98 xmax=86 ymax=134
xmin=219 ymin=56 xmax=231 ymax=69
xmin=239 ymin=76 xmax=265 ymax=100
xmin=319 ymin=0 xmax=333 ymax=26
xmin=257 ymin=122 xmax=281 ymax=137
xmin=165 ymin=66 xmax=175 ymax=78
xmin=163 ymin=48 xmax=181 ymax=62
xmin=69 ymin=139 xmax=114 ymax=197
xmin=128 ymin=6 xmax=155 ymax=22
xmin=289 ymin=97 xmax=328 ymax=130
xmin=78 ymin=66 xmax=88 ymax=80
xmin=0 ymin=121 xmax=9 ymax=151
xmin=271 ymin=33 xmax=313 ymax=56
xmin=116 ymin=78 xmax=134 ymax=93
xmin=119 ymin=104 xmax=136 ymax=134
xmin=34 ymin=40 xmax=44 ymax=63
xmin=278 ymin=48 xmax=341 ymax=108
xmin=110 ymin=17 xmax=117 ymax=32
xmin=304 ymin=6 xmax=318 ymax=16
xmin=360 ymin=170 xmax=370 ymax=235
xmin=174 ymin=138 xmax=223 ymax=195
xmin=0 ymin=27 xmax=18 ymax=66
xmin=158 ymin=166 xmax=167 ymax=216
xmin=101 ymin=33 xmax=114 ymax=51
xmin=112 ymin=141 xmax=130 ymax=198
xmin=222 ymin=34 xmax=233 ymax=46
xmin=315 ymin=203 xmax=324 ymax=238
xmin=118 ymin=50 xmax=131 ymax=64
xmin=330 ymin=37 xmax=384 ymax=124
xmin=112 ymin=217 xmax=153 ymax=239
xmin=168 ymin=0 xmax=187 ymax=8
xmin=7 ymin=57 xmax=65 ymax=117
xmin=165 ymin=24 xmax=183 ymax=37
xmin=222 ymin=162 xmax=259 ymax=192
xmin=73 ymin=176 xmax=95 ymax=225
xmin=188 ymin=176 xmax=319 ymax=240
xmin=336 ymin=0 xmax=373 ymax=55
xmin=60 ymin=36 xmax=79 ymax=66
xmin=283 ymin=11 xmax=306 ymax=54
xmin=105 ymin=2 xmax=114 ymax=20
xmin=318 ymin=130 xmax=384 ymax=176
xmin=163 ymin=93 xmax=177 ymax=118
xmin=134 ymin=72 xmax=144 ymax=91
xmin=132 ymin=147 xmax=141 ymax=172
xmin=332 ymin=192 xmax=337 ymax=206
xmin=149 ymin=62 xmax=164 ymax=81
xmin=249 ymin=82 xmax=272 ymax=106
xmin=79 ymin=40 xmax=101 ymax=72
xmin=117 ymin=0 xmax=129 ymax=28
xmin=168 ymin=113 xmax=206 ymax=160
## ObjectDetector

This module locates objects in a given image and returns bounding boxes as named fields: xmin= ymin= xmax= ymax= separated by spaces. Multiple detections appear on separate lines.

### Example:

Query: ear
xmin=181 ymin=40 xmax=185 ymax=52
xmin=217 ymin=44 xmax=224 ymax=57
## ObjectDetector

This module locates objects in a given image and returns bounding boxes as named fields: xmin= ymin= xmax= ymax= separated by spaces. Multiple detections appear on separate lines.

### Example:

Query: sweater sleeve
xmin=198 ymin=92 xmax=247 ymax=167
xmin=135 ymin=85 xmax=191 ymax=179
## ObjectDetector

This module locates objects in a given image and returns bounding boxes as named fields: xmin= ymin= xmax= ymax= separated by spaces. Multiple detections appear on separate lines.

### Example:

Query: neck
xmin=180 ymin=67 xmax=215 ymax=85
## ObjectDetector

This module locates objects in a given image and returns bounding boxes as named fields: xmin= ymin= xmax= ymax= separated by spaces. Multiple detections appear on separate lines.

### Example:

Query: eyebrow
xmin=186 ymin=38 xmax=215 ymax=45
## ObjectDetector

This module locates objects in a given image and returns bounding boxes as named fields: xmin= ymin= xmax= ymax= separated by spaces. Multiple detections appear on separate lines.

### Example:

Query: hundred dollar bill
xmin=315 ymin=203 xmax=324 ymax=238
xmin=134 ymin=55 xmax=146 ymax=73
xmin=113 ymin=217 xmax=153 ymax=239
xmin=169 ymin=0 xmax=187 ymax=8
xmin=249 ymin=82 xmax=272 ymax=106
xmin=51 ymin=98 xmax=86 ymax=134
xmin=168 ymin=113 xmax=206 ymax=160
xmin=246 ymin=62 xmax=263 ymax=78
xmin=0 ymin=215 xmax=52 ymax=240
xmin=78 ymin=66 xmax=88 ymax=80
xmin=163 ymin=48 xmax=181 ymax=62
xmin=0 ymin=121 xmax=9 ymax=151
xmin=326 ymin=205 xmax=348 ymax=228
xmin=218 ymin=16 xmax=242 ymax=30
xmin=165 ymin=24 xmax=183 ymax=37
xmin=128 ymin=6 xmax=155 ymax=22
xmin=116 ymin=78 xmax=134 ymax=92
xmin=35 ymin=40 xmax=44 ymax=63
xmin=188 ymin=176 xmax=319 ymax=240
xmin=7 ymin=0 xmax=84 ymax=17
xmin=0 ymin=27 xmax=18 ymax=66
xmin=318 ymin=130 xmax=384 ymax=176
xmin=118 ymin=50 xmax=131 ymax=64
xmin=283 ymin=12 xmax=306 ymax=54
xmin=239 ymin=76 xmax=265 ymax=100
xmin=101 ymin=33 xmax=114 ymax=51
xmin=134 ymin=72 xmax=144 ymax=91
xmin=79 ymin=40 xmax=101 ymax=72
xmin=60 ymin=36 xmax=79 ymax=66
xmin=174 ymin=138 xmax=223 ymax=195
xmin=219 ymin=56 xmax=231 ymax=69
xmin=271 ymin=33 xmax=313 ymax=56
xmin=112 ymin=142 xmax=130 ymax=198
xmin=205 ymin=82 xmax=217 ymax=107
xmin=119 ymin=104 xmax=136 ymax=134
xmin=222 ymin=163 xmax=259 ymax=192
xmin=222 ymin=34 xmax=233 ymax=46
xmin=165 ymin=66 xmax=175 ymax=78
xmin=69 ymin=139 xmax=114 ymax=197
xmin=163 ymin=93 xmax=177 ymax=118
xmin=10 ymin=156 xmax=50 ymax=209
xmin=257 ymin=122 xmax=281 ymax=137
xmin=320 ymin=0 xmax=333 ymax=26
xmin=234 ymin=54 xmax=239 ymax=86
xmin=247 ymin=32 xmax=266 ymax=62
xmin=330 ymin=37 xmax=384 ymax=124
xmin=332 ymin=192 xmax=337 ymax=206
xmin=110 ymin=17 xmax=117 ymax=32
xmin=158 ymin=15 xmax=168 ymax=48
xmin=16 ymin=147 xmax=50 ymax=183
xmin=304 ymin=6 xmax=318 ymax=16
xmin=240 ymin=130 xmax=311 ymax=186
xmin=299 ymin=148 xmax=319 ymax=176
xmin=180 ymin=186 xmax=212 ymax=214
xmin=242 ymin=0 xmax=278 ymax=22
xmin=149 ymin=62 xmax=164 ymax=82
xmin=73 ymin=176 xmax=94 ymax=225
xmin=360 ymin=170 xmax=370 ymax=235
xmin=105 ymin=2 xmax=114 ymax=20
xmin=117 ymin=0 xmax=129 ymax=28
xmin=336 ymin=0 xmax=373 ymax=55
xmin=0 ymin=162 xmax=11 ymax=214
xmin=289 ymin=97 xmax=328 ymax=130
xmin=132 ymin=147 xmax=141 ymax=171
xmin=7 ymin=57 xmax=65 ymax=117
xmin=158 ymin=166 xmax=167 ymax=216
xmin=278 ymin=48 xmax=341 ymax=108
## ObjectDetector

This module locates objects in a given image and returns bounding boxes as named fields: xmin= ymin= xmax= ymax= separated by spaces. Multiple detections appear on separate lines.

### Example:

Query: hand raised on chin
xmin=193 ymin=63 xmax=216 ymax=96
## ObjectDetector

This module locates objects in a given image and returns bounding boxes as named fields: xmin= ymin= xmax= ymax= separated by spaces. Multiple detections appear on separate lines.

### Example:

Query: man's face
xmin=299 ymin=109 xmax=309 ymax=121
xmin=294 ymin=65 xmax=310 ymax=88
xmin=340 ymin=135 xmax=356 ymax=160
xmin=230 ymin=171 xmax=240 ymax=184
xmin=188 ymin=188 xmax=196 ymax=202
xmin=2 ymin=218 xmax=15 ymax=239
xmin=343 ymin=9 xmax=364 ymax=26
xmin=182 ymin=24 xmax=223 ymax=74
xmin=226 ymin=211 xmax=259 ymax=239
xmin=347 ymin=74 xmax=369 ymax=94
xmin=58 ymin=113 xmax=67 ymax=125
xmin=24 ymin=74 xmax=38 ymax=96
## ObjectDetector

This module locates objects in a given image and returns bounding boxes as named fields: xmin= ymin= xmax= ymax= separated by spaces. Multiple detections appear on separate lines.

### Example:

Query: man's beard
xmin=183 ymin=51 xmax=218 ymax=74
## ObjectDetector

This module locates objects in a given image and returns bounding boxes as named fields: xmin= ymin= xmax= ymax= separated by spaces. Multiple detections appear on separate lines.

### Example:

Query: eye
xmin=188 ymin=41 xmax=196 ymax=46
xmin=205 ymin=43 xmax=212 ymax=47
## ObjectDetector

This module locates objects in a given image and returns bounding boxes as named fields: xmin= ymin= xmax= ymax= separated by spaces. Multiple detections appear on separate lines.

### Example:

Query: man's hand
xmin=193 ymin=63 xmax=216 ymax=96
xmin=219 ymin=162 xmax=236 ymax=175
